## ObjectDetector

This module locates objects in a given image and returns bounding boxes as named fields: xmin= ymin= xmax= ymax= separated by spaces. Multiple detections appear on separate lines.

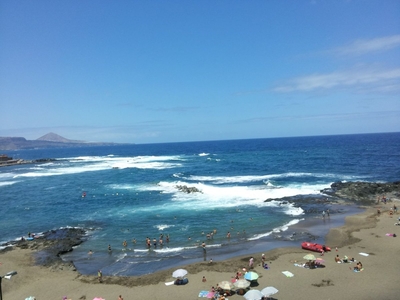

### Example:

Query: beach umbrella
xmin=218 ymin=280 xmax=234 ymax=290
xmin=234 ymin=278 xmax=251 ymax=289
xmin=244 ymin=271 xmax=259 ymax=281
xmin=172 ymin=268 xmax=188 ymax=278
xmin=303 ymin=254 xmax=316 ymax=260
xmin=243 ymin=289 xmax=263 ymax=300
xmin=261 ymin=286 xmax=279 ymax=298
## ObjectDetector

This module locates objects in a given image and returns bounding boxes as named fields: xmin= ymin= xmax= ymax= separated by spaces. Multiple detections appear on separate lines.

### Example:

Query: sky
xmin=1 ymin=0 xmax=399 ymax=144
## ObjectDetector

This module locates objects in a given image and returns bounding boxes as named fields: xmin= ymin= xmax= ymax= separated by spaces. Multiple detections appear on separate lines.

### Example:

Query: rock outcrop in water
xmin=176 ymin=185 xmax=202 ymax=193
xmin=321 ymin=181 xmax=400 ymax=204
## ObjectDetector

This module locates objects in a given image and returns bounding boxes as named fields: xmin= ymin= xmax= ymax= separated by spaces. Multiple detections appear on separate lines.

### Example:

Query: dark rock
xmin=3 ymin=228 xmax=88 ymax=268
xmin=321 ymin=181 xmax=400 ymax=204
xmin=176 ymin=185 xmax=202 ymax=194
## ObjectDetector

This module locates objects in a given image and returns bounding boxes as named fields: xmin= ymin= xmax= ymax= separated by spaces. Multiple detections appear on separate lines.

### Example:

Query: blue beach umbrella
xmin=244 ymin=271 xmax=259 ymax=281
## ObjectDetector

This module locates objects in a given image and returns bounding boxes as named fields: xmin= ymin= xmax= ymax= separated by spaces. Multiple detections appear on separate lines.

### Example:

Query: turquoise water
xmin=1 ymin=132 xmax=399 ymax=275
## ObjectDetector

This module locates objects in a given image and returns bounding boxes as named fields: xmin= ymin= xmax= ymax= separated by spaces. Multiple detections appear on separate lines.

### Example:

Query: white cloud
xmin=273 ymin=67 xmax=400 ymax=93
xmin=333 ymin=35 xmax=400 ymax=56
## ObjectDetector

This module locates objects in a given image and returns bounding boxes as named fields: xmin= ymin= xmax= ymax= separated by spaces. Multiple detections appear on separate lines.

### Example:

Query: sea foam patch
xmin=137 ymin=179 xmax=326 ymax=212
xmin=11 ymin=154 xmax=184 ymax=178
xmin=0 ymin=181 xmax=19 ymax=187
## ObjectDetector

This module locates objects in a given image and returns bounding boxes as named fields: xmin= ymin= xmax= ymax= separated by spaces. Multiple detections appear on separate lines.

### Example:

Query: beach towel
xmin=207 ymin=292 xmax=215 ymax=299
xmin=354 ymin=268 xmax=364 ymax=273
xmin=165 ymin=281 xmax=175 ymax=286
xmin=282 ymin=271 xmax=294 ymax=277
xmin=198 ymin=290 xmax=209 ymax=297
xmin=359 ymin=252 xmax=369 ymax=256
xmin=294 ymin=263 xmax=304 ymax=268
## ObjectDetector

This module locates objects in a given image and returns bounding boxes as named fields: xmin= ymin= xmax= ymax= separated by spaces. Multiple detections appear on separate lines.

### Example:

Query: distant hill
xmin=36 ymin=132 xmax=85 ymax=143
xmin=0 ymin=133 xmax=125 ymax=151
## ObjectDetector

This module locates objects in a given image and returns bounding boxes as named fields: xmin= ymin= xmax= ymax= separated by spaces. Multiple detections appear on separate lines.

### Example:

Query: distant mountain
xmin=36 ymin=132 xmax=85 ymax=143
xmin=0 ymin=133 xmax=126 ymax=151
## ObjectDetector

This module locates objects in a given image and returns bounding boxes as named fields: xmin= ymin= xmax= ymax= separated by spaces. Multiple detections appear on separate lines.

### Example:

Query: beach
xmin=1 ymin=202 xmax=399 ymax=300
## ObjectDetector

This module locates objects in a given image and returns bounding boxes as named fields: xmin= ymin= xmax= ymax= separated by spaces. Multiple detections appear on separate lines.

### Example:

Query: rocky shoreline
xmin=1 ymin=228 xmax=88 ymax=271
xmin=320 ymin=181 xmax=400 ymax=204
xmin=0 ymin=157 xmax=57 ymax=167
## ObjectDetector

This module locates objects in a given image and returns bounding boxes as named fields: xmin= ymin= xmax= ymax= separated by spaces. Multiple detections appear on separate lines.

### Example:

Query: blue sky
xmin=1 ymin=1 xmax=399 ymax=144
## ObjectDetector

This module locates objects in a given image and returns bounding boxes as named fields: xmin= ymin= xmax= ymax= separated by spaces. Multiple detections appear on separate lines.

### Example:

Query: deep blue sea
xmin=1 ymin=133 xmax=399 ymax=276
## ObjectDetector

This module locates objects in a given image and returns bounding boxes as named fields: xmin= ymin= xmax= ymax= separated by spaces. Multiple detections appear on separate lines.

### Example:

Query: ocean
xmin=1 ymin=132 xmax=399 ymax=276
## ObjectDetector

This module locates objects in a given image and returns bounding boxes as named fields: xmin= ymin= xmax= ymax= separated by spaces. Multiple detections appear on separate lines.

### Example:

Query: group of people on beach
xmin=334 ymin=254 xmax=355 ymax=264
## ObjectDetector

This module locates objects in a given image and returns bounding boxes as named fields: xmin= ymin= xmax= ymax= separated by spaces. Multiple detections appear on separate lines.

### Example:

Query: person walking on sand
xmin=98 ymin=270 xmax=103 ymax=283
xmin=249 ymin=256 xmax=254 ymax=269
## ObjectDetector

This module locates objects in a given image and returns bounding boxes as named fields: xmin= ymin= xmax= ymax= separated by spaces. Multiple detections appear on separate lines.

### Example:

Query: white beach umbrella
xmin=172 ymin=268 xmax=188 ymax=278
xmin=218 ymin=280 xmax=234 ymax=290
xmin=234 ymin=278 xmax=251 ymax=289
xmin=261 ymin=286 xmax=279 ymax=297
xmin=243 ymin=289 xmax=263 ymax=300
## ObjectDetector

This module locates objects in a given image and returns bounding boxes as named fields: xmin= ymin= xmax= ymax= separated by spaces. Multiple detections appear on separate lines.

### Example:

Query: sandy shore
xmin=1 ymin=203 xmax=399 ymax=300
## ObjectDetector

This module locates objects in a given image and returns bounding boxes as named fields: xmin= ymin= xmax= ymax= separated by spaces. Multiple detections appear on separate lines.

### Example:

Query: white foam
xmin=10 ymin=154 xmax=185 ymax=179
xmin=115 ymin=253 xmax=127 ymax=262
xmin=0 ymin=172 xmax=17 ymax=180
xmin=136 ymin=180 xmax=323 ymax=212
xmin=248 ymin=218 xmax=304 ymax=241
xmin=186 ymin=172 xmax=364 ymax=184
xmin=198 ymin=153 xmax=210 ymax=156
xmin=0 ymin=181 xmax=19 ymax=187
xmin=155 ymin=224 xmax=175 ymax=231
xmin=153 ymin=246 xmax=186 ymax=253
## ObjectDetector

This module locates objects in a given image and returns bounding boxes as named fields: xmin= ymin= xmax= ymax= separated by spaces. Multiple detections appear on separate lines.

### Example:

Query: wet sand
xmin=1 ymin=203 xmax=399 ymax=300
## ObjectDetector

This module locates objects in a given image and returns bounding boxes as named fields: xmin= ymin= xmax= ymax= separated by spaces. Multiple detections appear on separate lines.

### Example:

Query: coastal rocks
xmin=176 ymin=185 xmax=202 ymax=194
xmin=10 ymin=228 xmax=88 ymax=268
xmin=321 ymin=181 xmax=400 ymax=204
xmin=0 ymin=157 xmax=57 ymax=167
